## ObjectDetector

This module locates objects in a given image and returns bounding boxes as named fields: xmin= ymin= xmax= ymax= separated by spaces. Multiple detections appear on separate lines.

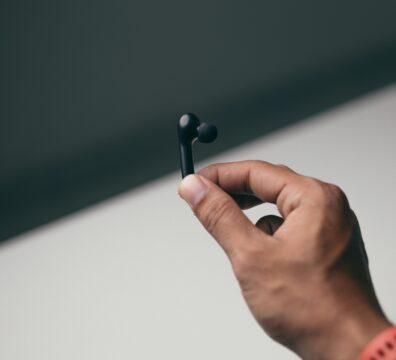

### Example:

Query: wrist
xmin=331 ymin=313 xmax=392 ymax=360
xmin=358 ymin=325 xmax=396 ymax=360
xmin=296 ymin=309 xmax=391 ymax=360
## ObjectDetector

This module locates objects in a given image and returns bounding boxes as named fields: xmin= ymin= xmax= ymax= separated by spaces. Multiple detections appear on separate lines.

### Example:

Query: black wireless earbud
xmin=177 ymin=113 xmax=218 ymax=178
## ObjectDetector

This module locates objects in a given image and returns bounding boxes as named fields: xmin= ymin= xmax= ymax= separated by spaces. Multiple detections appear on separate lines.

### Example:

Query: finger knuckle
xmin=319 ymin=183 xmax=350 ymax=215
xmin=204 ymin=163 xmax=219 ymax=173
xmin=199 ymin=163 xmax=219 ymax=178
xmin=327 ymin=183 xmax=354 ymax=224
xmin=327 ymin=184 xmax=348 ymax=204
xmin=300 ymin=177 xmax=329 ymax=203
xmin=299 ymin=178 xmax=352 ymax=214
xmin=302 ymin=176 xmax=323 ymax=191
xmin=241 ymin=159 xmax=263 ymax=170
xmin=276 ymin=164 xmax=293 ymax=172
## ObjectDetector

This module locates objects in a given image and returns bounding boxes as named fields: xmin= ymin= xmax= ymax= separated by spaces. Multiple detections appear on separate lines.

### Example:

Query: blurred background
xmin=1 ymin=1 xmax=395 ymax=359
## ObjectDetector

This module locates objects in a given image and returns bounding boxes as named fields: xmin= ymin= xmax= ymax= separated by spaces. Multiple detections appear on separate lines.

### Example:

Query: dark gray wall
xmin=1 ymin=0 xmax=396 ymax=241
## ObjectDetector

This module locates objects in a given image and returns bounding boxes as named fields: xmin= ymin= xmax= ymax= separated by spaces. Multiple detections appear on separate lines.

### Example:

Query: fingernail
xmin=178 ymin=174 xmax=208 ymax=207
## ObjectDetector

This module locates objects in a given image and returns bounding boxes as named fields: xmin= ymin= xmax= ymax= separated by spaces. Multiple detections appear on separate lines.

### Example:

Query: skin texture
xmin=178 ymin=160 xmax=391 ymax=360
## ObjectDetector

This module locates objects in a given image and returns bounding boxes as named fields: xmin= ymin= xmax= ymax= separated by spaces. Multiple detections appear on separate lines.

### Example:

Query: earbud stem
xmin=179 ymin=144 xmax=194 ymax=178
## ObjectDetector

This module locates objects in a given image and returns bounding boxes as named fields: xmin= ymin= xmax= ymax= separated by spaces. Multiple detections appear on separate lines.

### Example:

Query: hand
xmin=178 ymin=161 xmax=391 ymax=360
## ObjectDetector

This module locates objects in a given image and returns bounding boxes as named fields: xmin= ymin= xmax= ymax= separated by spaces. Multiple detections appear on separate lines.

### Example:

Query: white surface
xmin=0 ymin=85 xmax=395 ymax=360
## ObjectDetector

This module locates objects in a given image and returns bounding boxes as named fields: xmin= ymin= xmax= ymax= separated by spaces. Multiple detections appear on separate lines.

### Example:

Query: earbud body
xmin=177 ymin=113 xmax=217 ymax=178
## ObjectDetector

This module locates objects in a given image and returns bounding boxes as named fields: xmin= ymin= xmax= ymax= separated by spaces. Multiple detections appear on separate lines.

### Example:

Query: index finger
xmin=198 ymin=160 xmax=300 ymax=216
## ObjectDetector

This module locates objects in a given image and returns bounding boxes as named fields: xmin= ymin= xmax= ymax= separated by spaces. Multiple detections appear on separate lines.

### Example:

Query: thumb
xmin=178 ymin=174 xmax=262 ymax=257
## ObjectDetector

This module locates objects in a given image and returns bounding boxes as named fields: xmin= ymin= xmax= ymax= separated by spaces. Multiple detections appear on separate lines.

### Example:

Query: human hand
xmin=178 ymin=161 xmax=391 ymax=360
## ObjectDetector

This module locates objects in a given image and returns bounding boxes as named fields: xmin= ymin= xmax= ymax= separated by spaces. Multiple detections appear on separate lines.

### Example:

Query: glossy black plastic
xmin=177 ymin=113 xmax=217 ymax=178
